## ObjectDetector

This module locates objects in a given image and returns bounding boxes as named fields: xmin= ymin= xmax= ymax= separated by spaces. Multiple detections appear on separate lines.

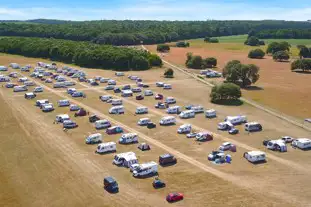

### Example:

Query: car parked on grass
xmin=136 ymin=94 xmax=144 ymax=100
xmin=228 ymin=128 xmax=239 ymax=135
xmin=155 ymin=94 xmax=163 ymax=100
xmin=71 ymin=91 xmax=86 ymax=98
xmin=153 ymin=178 xmax=166 ymax=189
xmin=166 ymin=193 xmax=183 ymax=203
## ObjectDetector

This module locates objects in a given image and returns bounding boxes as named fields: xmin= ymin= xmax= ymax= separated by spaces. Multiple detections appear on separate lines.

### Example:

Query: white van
xmin=166 ymin=106 xmax=181 ymax=114
xmin=111 ymin=99 xmax=123 ymax=106
xmin=165 ymin=97 xmax=176 ymax=104
xmin=108 ymin=79 xmax=116 ymax=85
xmin=13 ymin=85 xmax=28 ymax=92
xmin=115 ymin=72 xmax=124 ymax=76
xmin=58 ymin=100 xmax=70 ymax=107
xmin=109 ymin=105 xmax=125 ymax=114
xmin=136 ymin=106 xmax=148 ymax=114
xmin=163 ymin=84 xmax=172 ymax=89
xmin=133 ymin=161 xmax=158 ymax=178
xmin=245 ymin=122 xmax=262 ymax=132
xmin=113 ymin=152 xmax=138 ymax=168
xmin=292 ymin=138 xmax=311 ymax=150
xmin=119 ymin=133 xmax=138 ymax=144
xmin=144 ymin=90 xmax=153 ymax=96
xmin=129 ymin=76 xmax=138 ymax=80
xmin=191 ymin=106 xmax=204 ymax=113
xmin=205 ymin=109 xmax=216 ymax=118
xmin=225 ymin=115 xmax=247 ymax=125
xmin=156 ymin=82 xmax=164 ymax=87
xmin=55 ymin=114 xmax=70 ymax=123
xmin=96 ymin=142 xmax=116 ymax=154
xmin=100 ymin=95 xmax=112 ymax=102
xmin=0 ymin=66 xmax=8 ymax=71
xmin=177 ymin=124 xmax=192 ymax=134
xmin=160 ymin=116 xmax=176 ymax=125
xmin=138 ymin=118 xmax=151 ymax=126
xmin=179 ymin=110 xmax=195 ymax=119
xmin=85 ymin=133 xmax=102 ymax=144
xmin=95 ymin=120 xmax=111 ymax=129
xmin=244 ymin=151 xmax=266 ymax=163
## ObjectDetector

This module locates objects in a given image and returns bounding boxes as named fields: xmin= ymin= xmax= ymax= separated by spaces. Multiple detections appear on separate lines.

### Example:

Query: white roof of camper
xmin=26 ymin=92 xmax=35 ymax=96
xmin=37 ymin=99 xmax=49 ymax=103
xmin=139 ymin=118 xmax=150 ymax=121
xmin=180 ymin=124 xmax=191 ymax=128
xmin=111 ymin=105 xmax=124 ymax=109
xmin=57 ymin=114 xmax=69 ymax=119
xmin=124 ymin=153 xmax=138 ymax=161
xmin=96 ymin=119 xmax=109 ymax=124
xmin=247 ymin=151 xmax=265 ymax=156
xmin=137 ymin=106 xmax=147 ymax=110
xmin=116 ymin=151 xmax=135 ymax=158
xmin=169 ymin=105 xmax=180 ymax=109
xmin=206 ymin=109 xmax=216 ymax=113
xmin=122 ymin=90 xmax=133 ymax=94
xmin=98 ymin=142 xmax=116 ymax=148
xmin=139 ymin=161 xmax=157 ymax=169
xmin=295 ymin=138 xmax=311 ymax=143
xmin=226 ymin=115 xmax=246 ymax=120
xmin=162 ymin=116 xmax=175 ymax=120
xmin=58 ymin=99 xmax=69 ymax=102
xmin=88 ymin=133 xmax=102 ymax=138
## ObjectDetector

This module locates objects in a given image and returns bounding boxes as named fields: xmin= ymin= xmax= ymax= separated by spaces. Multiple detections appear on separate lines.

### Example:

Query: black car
xmin=142 ymin=84 xmax=149 ymax=88
xmin=114 ymin=88 xmax=121 ymax=93
xmin=104 ymin=176 xmax=119 ymax=193
xmin=147 ymin=122 xmax=156 ymax=129
xmin=159 ymin=154 xmax=177 ymax=166
xmin=90 ymin=81 xmax=99 ymax=86
xmin=153 ymin=179 xmax=166 ymax=189
xmin=89 ymin=114 xmax=100 ymax=123
xmin=122 ymin=85 xmax=131 ymax=90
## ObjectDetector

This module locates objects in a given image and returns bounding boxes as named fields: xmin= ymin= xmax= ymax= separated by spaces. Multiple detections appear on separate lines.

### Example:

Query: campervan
xmin=159 ymin=116 xmax=176 ymax=125
xmin=245 ymin=122 xmax=262 ymax=132
xmin=266 ymin=140 xmax=287 ymax=152
xmin=13 ymin=85 xmax=27 ymax=92
xmin=58 ymin=100 xmax=70 ymax=107
xmin=100 ymin=95 xmax=112 ymax=102
xmin=108 ymin=79 xmax=116 ymax=85
xmin=111 ymin=99 xmax=122 ymax=106
xmin=95 ymin=120 xmax=112 ymax=129
xmin=163 ymin=84 xmax=172 ymax=89
xmin=10 ymin=63 xmax=20 ymax=69
xmin=119 ymin=133 xmax=138 ymax=144
xmin=128 ymin=75 xmax=138 ymax=80
xmin=113 ymin=152 xmax=138 ymax=168
xmin=96 ymin=142 xmax=116 ymax=154
xmin=292 ymin=138 xmax=311 ymax=150
xmin=179 ymin=110 xmax=195 ymax=119
xmin=36 ymin=99 xmax=49 ymax=107
xmin=165 ymin=97 xmax=176 ymax=104
xmin=56 ymin=76 xmax=66 ymax=82
xmin=177 ymin=124 xmax=192 ymax=134
xmin=191 ymin=106 xmax=204 ymax=113
xmin=218 ymin=122 xmax=233 ymax=130
xmin=138 ymin=118 xmax=151 ymax=126
xmin=121 ymin=90 xmax=133 ymax=97
xmin=85 ymin=133 xmax=102 ymax=144
xmin=55 ymin=114 xmax=70 ymax=123
xmin=166 ymin=106 xmax=181 ymax=114
xmin=136 ymin=106 xmax=148 ymax=114
xmin=133 ymin=161 xmax=158 ymax=178
xmin=244 ymin=151 xmax=266 ymax=163
xmin=225 ymin=116 xmax=247 ymax=125
xmin=41 ymin=104 xmax=54 ymax=112
xmin=115 ymin=72 xmax=124 ymax=76
xmin=205 ymin=109 xmax=216 ymax=118
xmin=144 ymin=90 xmax=153 ymax=96
xmin=0 ymin=76 xmax=10 ymax=82
xmin=109 ymin=106 xmax=125 ymax=114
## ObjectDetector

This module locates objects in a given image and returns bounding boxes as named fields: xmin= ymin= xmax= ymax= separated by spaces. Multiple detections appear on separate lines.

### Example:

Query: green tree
xmin=186 ymin=55 xmax=203 ymax=69
xmin=273 ymin=50 xmax=290 ymax=62
xmin=164 ymin=68 xmax=174 ymax=77
xmin=266 ymin=41 xmax=291 ymax=54
xmin=176 ymin=41 xmax=190 ymax=47
xmin=210 ymin=83 xmax=242 ymax=103
xmin=245 ymin=36 xmax=260 ymax=46
xmin=148 ymin=54 xmax=163 ymax=67
xmin=202 ymin=57 xmax=217 ymax=68
xmin=291 ymin=59 xmax=311 ymax=72
xmin=156 ymin=44 xmax=170 ymax=52
xmin=248 ymin=49 xmax=265 ymax=59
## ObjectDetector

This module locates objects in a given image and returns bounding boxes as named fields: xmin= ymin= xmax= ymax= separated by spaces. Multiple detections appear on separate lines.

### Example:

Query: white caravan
xmin=111 ymin=99 xmax=123 ymax=106
xmin=160 ymin=116 xmax=176 ymax=125
xmin=13 ymin=85 xmax=28 ymax=92
xmin=55 ymin=114 xmax=70 ymax=123
xmin=133 ymin=161 xmax=158 ymax=178
xmin=95 ymin=120 xmax=111 ymax=129
xmin=136 ymin=106 xmax=148 ymax=114
xmin=179 ymin=110 xmax=195 ymax=119
xmin=119 ymin=133 xmax=138 ymax=144
xmin=244 ymin=151 xmax=266 ymax=163
xmin=121 ymin=90 xmax=133 ymax=97
xmin=191 ymin=106 xmax=204 ymax=113
xmin=177 ymin=124 xmax=192 ymax=134
xmin=100 ymin=95 xmax=112 ymax=102
xmin=85 ymin=133 xmax=102 ymax=144
xmin=109 ymin=105 xmax=125 ymax=114
xmin=144 ymin=90 xmax=153 ymax=96
xmin=225 ymin=115 xmax=247 ymax=125
xmin=113 ymin=152 xmax=138 ymax=168
xmin=96 ymin=142 xmax=116 ymax=154
xmin=156 ymin=82 xmax=164 ymax=87
xmin=0 ymin=66 xmax=8 ymax=71
xmin=166 ymin=106 xmax=181 ymax=114
xmin=137 ymin=118 xmax=151 ymax=126
xmin=292 ymin=138 xmax=311 ymax=150
xmin=266 ymin=140 xmax=287 ymax=152
xmin=205 ymin=109 xmax=217 ymax=118
xmin=165 ymin=97 xmax=176 ymax=104
xmin=58 ymin=99 xmax=70 ymax=107
xmin=18 ymin=77 xmax=28 ymax=82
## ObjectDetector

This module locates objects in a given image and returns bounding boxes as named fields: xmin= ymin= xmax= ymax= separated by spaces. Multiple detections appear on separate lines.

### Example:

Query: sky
xmin=0 ymin=0 xmax=310 ymax=21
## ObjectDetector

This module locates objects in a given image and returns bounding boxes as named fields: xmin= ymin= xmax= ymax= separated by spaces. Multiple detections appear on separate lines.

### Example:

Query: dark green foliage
xmin=255 ymin=28 xmax=311 ymax=39
xmin=0 ymin=37 xmax=161 ymax=70
xmin=164 ymin=68 xmax=174 ymax=77
xmin=176 ymin=41 xmax=190 ymax=47
xmin=291 ymin=59 xmax=311 ymax=72
xmin=298 ymin=45 xmax=311 ymax=58
xmin=157 ymin=44 xmax=170 ymax=52
xmin=244 ymin=36 xmax=261 ymax=46
xmin=258 ymin=40 xmax=265 ymax=45
xmin=272 ymin=51 xmax=290 ymax=62
xmin=202 ymin=57 xmax=217 ymax=68
xmin=210 ymin=83 xmax=242 ymax=103
xmin=222 ymin=60 xmax=260 ymax=87
xmin=248 ymin=49 xmax=265 ymax=59
xmin=185 ymin=53 xmax=217 ymax=69
xmin=266 ymin=41 xmax=291 ymax=54
xmin=204 ymin=37 xmax=219 ymax=43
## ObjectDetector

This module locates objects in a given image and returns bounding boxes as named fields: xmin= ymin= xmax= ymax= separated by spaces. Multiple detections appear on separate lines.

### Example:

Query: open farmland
xmin=1 ymin=54 xmax=311 ymax=206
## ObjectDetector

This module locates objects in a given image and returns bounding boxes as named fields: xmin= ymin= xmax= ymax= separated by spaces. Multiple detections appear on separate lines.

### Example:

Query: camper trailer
xmin=18 ymin=77 xmax=28 ymax=82
xmin=266 ymin=140 xmax=287 ymax=152
xmin=245 ymin=122 xmax=262 ymax=132
xmin=133 ymin=161 xmax=158 ymax=178
xmin=85 ymin=133 xmax=102 ymax=144
xmin=121 ymin=90 xmax=133 ymax=97
xmin=165 ymin=97 xmax=176 ymax=104
xmin=0 ymin=66 xmax=8 ymax=71
xmin=179 ymin=110 xmax=195 ymax=119
xmin=177 ymin=124 xmax=192 ymax=134
xmin=119 ymin=133 xmax=138 ymax=144
xmin=111 ymin=99 xmax=123 ymax=106
xmin=166 ymin=106 xmax=181 ymax=114
xmin=225 ymin=116 xmax=247 ymax=125
xmin=244 ymin=151 xmax=266 ymax=163
xmin=10 ymin=63 xmax=20 ymax=69
xmin=205 ymin=109 xmax=216 ymax=118
xmin=100 ymin=95 xmax=112 ymax=102
xmin=109 ymin=106 xmax=125 ymax=114
xmin=95 ymin=120 xmax=112 ymax=129
xmin=100 ymin=77 xmax=110 ymax=83
xmin=159 ymin=116 xmax=176 ymax=125
xmin=13 ymin=85 xmax=27 ymax=92
xmin=136 ymin=106 xmax=148 ymax=114
xmin=113 ymin=152 xmax=138 ymax=168
xmin=58 ymin=100 xmax=70 ymax=107
xmin=137 ymin=118 xmax=151 ymax=126
xmin=291 ymin=138 xmax=311 ymax=150
xmin=190 ymin=106 xmax=204 ymax=113
xmin=55 ymin=114 xmax=70 ymax=123
xmin=96 ymin=142 xmax=117 ymax=154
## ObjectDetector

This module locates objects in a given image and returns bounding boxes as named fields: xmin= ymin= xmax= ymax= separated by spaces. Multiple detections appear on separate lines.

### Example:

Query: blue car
xmin=114 ymin=88 xmax=121 ymax=93
xmin=71 ymin=91 xmax=86 ymax=98
xmin=185 ymin=104 xmax=194 ymax=110
xmin=228 ymin=128 xmax=239 ymax=135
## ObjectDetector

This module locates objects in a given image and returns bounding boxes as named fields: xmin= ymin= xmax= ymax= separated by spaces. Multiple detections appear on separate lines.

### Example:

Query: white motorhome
xmin=177 ymin=124 xmax=192 ymax=134
xmin=96 ymin=142 xmax=116 ymax=154
xmin=111 ymin=99 xmax=123 ymax=106
xmin=160 ymin=116 xmax=176 ymax=125
xmin=166 ymin=106 xmax=181 ymax=114
xmin=109 ymin=105 xmax=125 ymax=114
xmin=205 ymin=109 xmax=216 ymax=118
xmin=292 ymin=138 xmax=311 ymax=150
xmin=95 ymin=120 xmax=111 ymax=129
xmin=266 ymin=140 xmax=287 ymax=152
xmin=100 ymin=95 xmax=112 ymax=102
xmin=144 ymin=90 xmax=153 ymax=96
xmin=137 ymin=118 xmax=151 ymax=126
xmin=191 ymin=106 xmax=204 ymax=113
xmin=13 ymin=85 xmax=27 ymax=92
xmin=0 ymin=76 xmax=10 ymax=82
xmin=129 ymin=75 xmax=138 ymax=80
xmin=225 ymin=115 xmax=247 ymax=125
xmin=244 ymin=151 xmax=266 ymax=163
xmin=136 ymin=106 xmax=148 ymax=114
xmin=179 ymin=110 xmax=195 ymax=119
xmin=165 ymin=97 xmax=176 ymax=104
xmin=156 ymin=82 xmax=164 ymax=87
xmin=55 ymin=114 xmax=70 ymax=123
xmin=245 ymin=122 xmax=262 ymax=132
xmin=133 ymin=161 xmax=158 ymax=178
xmin=121 ymin=90 xmax=133 ymax=97
xmin=85 ymin=133 xmax=102 ymax=144
xmin=119 ymin=133 xmax=138 ymax=144
xmin=63 ymin=81 xmax=75 ymax=86
xmin=10 ymin=63 xmax=20 ymax=69
xmin=58 ymin=99 xmax=70 ymax=107
xmin=113 ymin=152 xmax=138 ymax=168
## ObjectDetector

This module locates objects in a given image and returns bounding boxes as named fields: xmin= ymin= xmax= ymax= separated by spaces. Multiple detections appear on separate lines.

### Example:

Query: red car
xmin=155 ymin=94 xmax=163 ymax=100
xmin=166 ymin=192 xmax=183 ymax=202
xmin=136 ymin=94 xmax=144 ymax=100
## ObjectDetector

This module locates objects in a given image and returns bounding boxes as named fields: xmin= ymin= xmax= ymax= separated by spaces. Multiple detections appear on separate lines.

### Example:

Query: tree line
xmin=254 ymin=29 xmax=311 ymax=39
xmin=1 ymin=20 xmax=311 ymax=45
xmin=0 ymin=37 xmax=162 ymax=70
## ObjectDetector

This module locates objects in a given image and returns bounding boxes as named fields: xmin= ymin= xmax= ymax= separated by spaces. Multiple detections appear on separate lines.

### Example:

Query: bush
xmin=291 ymin=59 xmax=311 ymax=72
xmin=176 ymin=41 xmax=190 ymax=47
xmin=210 ymin=83 xmax=242 ymax=103
xmin=202 ymin=57 xmax=217 ymax=68
xmin=148 ymin=54 xmax=163 ymax=67
xmin=244 ymin=36 xmax=260 ymax=46
xmin=186 ymin=55 xmax=203 ymax=69
xmin=157 ymin=44 xmax=170 ymax=52
xmin=273 ymin=50 xmax=290 ymax=62
xmin=164 ymin=68 xmax=174 ymax=77
xmin=248 ymin=49 xmax=265 ymax=59
xmin=266 ymin=41 xmax=291 ymax=54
